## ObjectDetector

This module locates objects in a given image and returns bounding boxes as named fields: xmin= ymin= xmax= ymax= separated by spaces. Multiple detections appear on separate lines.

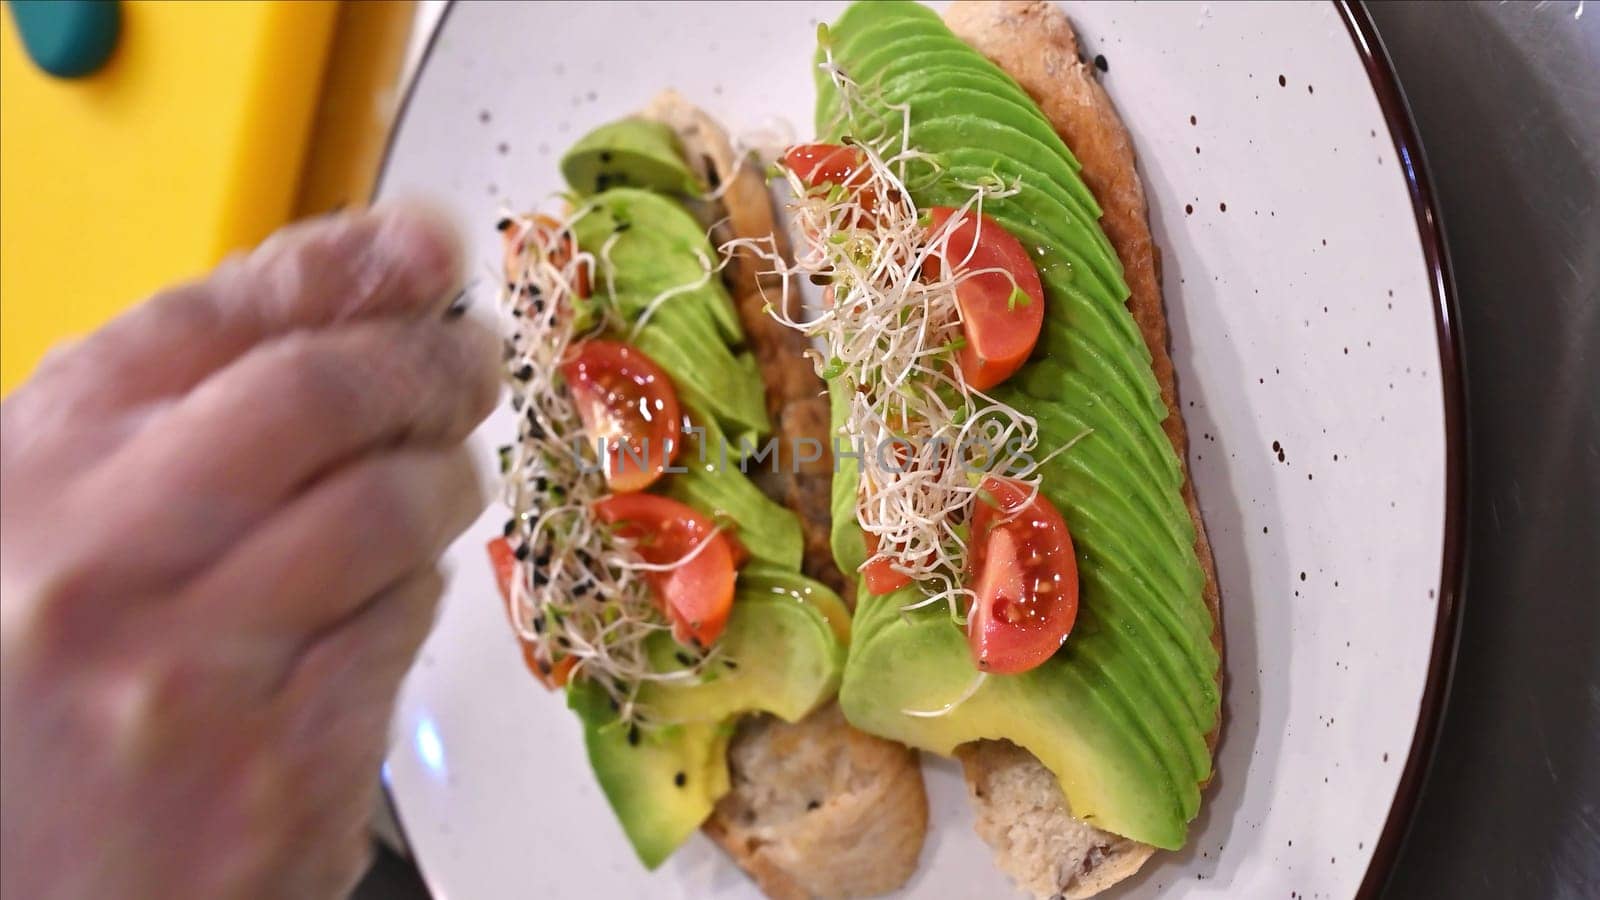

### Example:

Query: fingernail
xmin=443 ymin=281 xmax=476 ymax=320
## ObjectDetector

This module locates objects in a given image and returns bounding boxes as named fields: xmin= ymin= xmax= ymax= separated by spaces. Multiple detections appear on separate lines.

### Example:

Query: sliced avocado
xmin=571 ymin=581 xmax=846 ymax=867
xmin=827 ymin=375 xmax=868 ymax=577
xmin=638 ymin=580 xmax=846 ymax=724
xmin=571 ymin=189 xmax=769 ymax=447
xmin=562 ymin=117 xmax=703 ymax=197
xmin=818 ymin=1 xmax=1221 ymax=850
xmin=734 ymin=562 xmax=853 ymax=645
xmin=664 ymin=412 xmax=804 ymax=572
xmin=568 ymin=679 xmax=733 ymax=868
xmin=552 ymin=117 xmax=849 ymax=873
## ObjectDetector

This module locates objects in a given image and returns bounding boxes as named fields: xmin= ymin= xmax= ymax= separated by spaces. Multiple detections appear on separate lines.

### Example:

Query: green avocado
xmin=664 ymin=412 xmax=804 ymax=572
xmin=561 ymin=117 xmax=703 ymax=197
xmin=569 ymin=573 xmax=847 ymax=867
xmin=569 ymin=188 xmax=770 ymax=449
xmin=819 ymin=1 xmax=1220 ymax=850
xmin=549 ymin=119 xmax=847 ymax=869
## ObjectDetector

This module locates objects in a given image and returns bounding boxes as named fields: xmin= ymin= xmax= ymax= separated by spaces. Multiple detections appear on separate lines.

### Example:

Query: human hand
xmin=0 ymin=205 xmax=499 ymax=898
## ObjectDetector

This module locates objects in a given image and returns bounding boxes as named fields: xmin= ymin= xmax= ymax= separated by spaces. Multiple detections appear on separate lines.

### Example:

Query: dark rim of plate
xmin=372 ymin=2 xmax=1471 ymax=897
xmin=1335 ymin=2 xmax=1468 ymax=898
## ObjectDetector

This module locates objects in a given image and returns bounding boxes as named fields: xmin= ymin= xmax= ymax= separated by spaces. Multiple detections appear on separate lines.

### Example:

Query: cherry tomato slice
xmin=783 ymin=143 xmax=868 ymax=189
xmin=487 ymin=537 xmax=576 ymax=689
xmin=502 ymin=213 xmax=590 ymax=298
xmin=594 ymin=493 xmax=737 ymax=648
xmin=782 ymin=142 xmax=879 ymax=213
xmin=561 ymin=340 xmax=682 ymax=493
xmin=861 ymin=532 xmax=913 ymax=595
xmin=925 ymin=207 xmax=1045 ymax=391
xmin=965 ymin=477 xmax=1079 ymax=674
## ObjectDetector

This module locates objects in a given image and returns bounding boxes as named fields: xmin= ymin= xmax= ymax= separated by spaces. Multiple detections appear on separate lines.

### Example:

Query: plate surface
xmin=378 ymin=2 xmax=1458 ymax=897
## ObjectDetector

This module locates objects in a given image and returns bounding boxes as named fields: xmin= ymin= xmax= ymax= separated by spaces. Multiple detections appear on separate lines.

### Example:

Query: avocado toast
xmin=490 ymin=96 xmax=925 ymax=896
xmin=762 ymin=2 xmax=1224 ymax=896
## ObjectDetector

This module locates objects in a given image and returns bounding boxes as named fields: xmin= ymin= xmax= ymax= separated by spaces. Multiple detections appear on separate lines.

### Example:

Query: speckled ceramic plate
xmin=376 ymin=2 xmax=1464 ymax=897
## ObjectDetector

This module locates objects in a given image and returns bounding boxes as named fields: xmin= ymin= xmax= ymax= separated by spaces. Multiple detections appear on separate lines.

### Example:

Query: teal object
xmin=6 ymin=0 xmax=120 ymax=78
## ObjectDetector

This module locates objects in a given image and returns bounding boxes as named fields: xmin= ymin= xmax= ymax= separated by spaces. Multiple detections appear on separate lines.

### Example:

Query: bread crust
xmin=642 ymin=91 xmax=928 ymax=899
xmin=943 ymin=2 xmax=1225 ymax=896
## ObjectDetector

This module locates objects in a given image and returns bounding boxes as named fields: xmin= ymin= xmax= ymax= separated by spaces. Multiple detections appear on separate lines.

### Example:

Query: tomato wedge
xmin=487 ymin=537 xmax=577 ymax=688
xmin=925 ymin=207 xmax=1045 ymax=391
xmin=560 ymin=340 xmax=682 ymax=492
xmin=861 ymin=533 xmax=914 ymax=595
xmin=965 ymin=477 xmax=1078 ymax=674
xmin=594 ymin=494 xmax=737 ymax=648
xmin=502 ymin=213 xmax=590 ymax=298
xmin=783 ymin=143 xmax=869 ymax=190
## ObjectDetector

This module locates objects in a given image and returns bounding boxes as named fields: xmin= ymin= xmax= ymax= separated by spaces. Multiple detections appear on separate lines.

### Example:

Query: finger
xmin=271 ymin=568 xmax=440 ymax=895
xmin=28 ymin=202 xmax=464 ymax=412
xmin=279 ymin=566 xmax=444 ymax=723
xmin=183 ymin=446 xmax=484 ymax=639
xmin=93 ymin=315 xmax=497 ymax=557
xmin=269 ymin=568 xmax=443 ymax=897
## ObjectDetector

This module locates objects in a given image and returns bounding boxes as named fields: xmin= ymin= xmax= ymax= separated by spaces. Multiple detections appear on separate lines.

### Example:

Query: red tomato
xmin=488 ymin=536 xmax=519 ymax=602
xmin=782 ymin=142 xmax=881 ymax=214
xmin=925 ymin=207 xmax=1045 ymax=391
xmin=965 ymin=477 xmax=1079 ymax=674
xmin=560 ymin=340 xmax=682 ymax=493
xmin=502 ymin=213 xmax=590 ymax=298
xmin=487 ymin=537 xmax=576 ymax=689
xmin=783 ymin=143 xmax=869 ymax=189
xmin=594 ymin=494 xmax=737 ymax=648
xmin=861 ymin=532 xmax=913 ymax=595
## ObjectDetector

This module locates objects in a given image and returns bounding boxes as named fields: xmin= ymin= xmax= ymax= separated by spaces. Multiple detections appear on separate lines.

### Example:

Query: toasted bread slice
xmin=942 ymin=2 xmax=1225 ymax=897
xmin=642 ymin=91 xmax=928 ymax=899
xmin=704 ymin=704 xmax=928 ymax=900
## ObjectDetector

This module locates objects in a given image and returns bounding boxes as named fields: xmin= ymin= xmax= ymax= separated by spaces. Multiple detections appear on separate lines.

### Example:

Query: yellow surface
xmin=295 ymin=0 xmax=418 ymax=215
xmin=1 ymin=1 xmax=340 ymax=392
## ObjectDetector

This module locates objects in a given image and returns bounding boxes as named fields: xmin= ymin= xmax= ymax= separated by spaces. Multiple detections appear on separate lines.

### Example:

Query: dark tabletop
xmin=1364 ymin=3 xmax=1598 ymax=898
xmin=354 ymin=3 xmax=1600 ymax=897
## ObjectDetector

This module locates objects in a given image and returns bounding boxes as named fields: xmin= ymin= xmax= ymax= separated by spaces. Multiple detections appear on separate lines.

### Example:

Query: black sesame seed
xmin=675 ymin=652 xmax=694 ymax=667
xmin=703 ymin=155 xmax=721 ymax=190
xmin=533 ymin=570 xmax=550 ymax=587
xmin=806 ymin=800 xmax=821 ymax=811
xmin=532 ymin=615 xmax=545 ymax=633
xmin=503 ymin=519 xmax=517 ymax=537
xmin=513 ymin=543 xmax=531 ymax=561
xmin=627 ymin=725 xmax=640 ymax=746
xmin=809 ymin=272 xmax=833 ymax=286
xmin=1093 ymin=54 xmax=1109 ymax=72
xmin=515 ymin=364 xmax=534 ymax=381
xmin=674 ymin=771 xmax=687 ymax=788
xmin=598 ymin=151 xmax=613 ymax=163
xmin=496 ymin=217 xmax=513 ymax=231
xmin=613 ymin=221 xmax=632 ymax=234
xmin=725 ymin=660 xmax=739 ymax=670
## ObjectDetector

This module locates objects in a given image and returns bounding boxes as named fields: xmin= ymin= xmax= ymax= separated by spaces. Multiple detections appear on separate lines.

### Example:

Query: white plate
xmin=377 ymin=2 xmax=1464 ymax=897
